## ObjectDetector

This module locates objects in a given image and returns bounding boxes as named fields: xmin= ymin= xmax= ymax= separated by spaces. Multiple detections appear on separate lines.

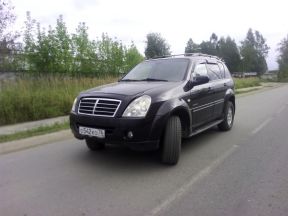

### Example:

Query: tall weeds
xmin=0 ymin=75 xmax=117 ymax=125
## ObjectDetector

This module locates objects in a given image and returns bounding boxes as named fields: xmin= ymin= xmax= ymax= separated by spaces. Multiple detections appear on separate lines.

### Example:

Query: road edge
xmin=0 ymin=129 xmax=73 ymax=155
xmin=236 ymin=82 xmax=286 ymax=97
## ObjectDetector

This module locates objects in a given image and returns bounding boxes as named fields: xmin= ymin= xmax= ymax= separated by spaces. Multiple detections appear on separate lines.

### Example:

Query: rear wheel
xmin=218 ymin=101 xmax=234 ymax=131
xmin=161 ymin=116 xmax=182 ymax=165
xmin=85 ymin=138 xmax=105 ymax=151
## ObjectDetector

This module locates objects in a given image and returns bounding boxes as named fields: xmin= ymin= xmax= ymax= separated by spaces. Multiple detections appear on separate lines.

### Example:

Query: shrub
xmin=234 ymin=77 xmax=261 ymax=89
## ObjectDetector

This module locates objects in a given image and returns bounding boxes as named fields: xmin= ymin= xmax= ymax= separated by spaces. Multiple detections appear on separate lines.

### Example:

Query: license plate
xmin=79 ymin=126 xmax=105 ymax=138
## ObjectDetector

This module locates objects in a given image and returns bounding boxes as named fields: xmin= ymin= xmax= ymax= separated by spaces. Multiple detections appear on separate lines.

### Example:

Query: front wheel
xmin=85 ymin=138 xmax=105 ymax=151
xmin=161 ymin=116 xmax=182 ymax=165
xmin=218 ymin=101 xmax=235 ymax=131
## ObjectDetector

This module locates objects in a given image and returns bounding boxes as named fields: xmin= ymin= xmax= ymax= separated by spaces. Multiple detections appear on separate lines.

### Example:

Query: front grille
xmin=78 ymin=98 xmax=121 ymax=117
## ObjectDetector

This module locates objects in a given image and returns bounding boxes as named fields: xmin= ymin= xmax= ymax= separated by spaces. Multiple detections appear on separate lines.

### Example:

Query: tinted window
xmin=207 ymin=63 xmax=222 ymax=80
xmin=122 ymin=59 xmax=189 ymax=82
xmin=194 ymin=63 xmax=208 ymax=77
xmin=217 ymin=63 xmax=225 ymax=78
xmin=223 ymin=64 xmax=231 ymax=78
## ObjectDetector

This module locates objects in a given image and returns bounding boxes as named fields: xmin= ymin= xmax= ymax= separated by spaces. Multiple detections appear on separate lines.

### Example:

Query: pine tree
xmin=277 ymin=35 xmax=288 ymax=81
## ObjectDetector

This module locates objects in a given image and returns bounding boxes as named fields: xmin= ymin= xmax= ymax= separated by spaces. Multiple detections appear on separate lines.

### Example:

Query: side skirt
xmin=188 ymin=119 xmax=223 ymax=137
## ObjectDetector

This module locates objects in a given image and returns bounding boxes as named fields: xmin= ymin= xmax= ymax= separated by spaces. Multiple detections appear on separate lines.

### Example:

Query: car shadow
xmin=72 ymin=144 xmax=164 ymax=172
xmin=71 ymin=126 xmax=223 ymax=171
xmin=182 ymin=126 xmax=221 ymax=150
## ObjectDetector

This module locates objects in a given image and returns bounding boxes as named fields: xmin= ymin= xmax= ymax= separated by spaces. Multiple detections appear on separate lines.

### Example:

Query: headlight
xmin=71 ymin=98 xmax=77 ymax=112
xmin=123 ymin=95 xmax=151 ymax=117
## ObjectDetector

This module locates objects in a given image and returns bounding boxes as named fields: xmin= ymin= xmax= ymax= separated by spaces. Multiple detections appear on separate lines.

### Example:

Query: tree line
xmin=0 ymin=0 xmax=143 ymax=76
xmin=145 ymin=31 xmax=270 ymax=75
xmin=22 ymin=12 xmax=143 ymax=76
xmin=277 ymin=35 xmax=288 ymax=81
xmin=1 ymin=0 xmax=288 ymax=79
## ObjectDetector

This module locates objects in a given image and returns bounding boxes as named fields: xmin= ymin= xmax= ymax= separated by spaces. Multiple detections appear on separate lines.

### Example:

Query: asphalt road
xmin=1 ymin=85 xmax=288 ymax=216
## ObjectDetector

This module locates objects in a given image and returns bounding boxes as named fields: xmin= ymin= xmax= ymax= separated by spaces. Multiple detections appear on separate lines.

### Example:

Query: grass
xmin=0 ymin=121 xmax=69 ymax=143
xmin=0 ymin=75 xmax=117 ymax=126
xmin=235 ymin=87 xmax=262 ymax=95
xmin=234 ymin=77 xmax=261 ymax=89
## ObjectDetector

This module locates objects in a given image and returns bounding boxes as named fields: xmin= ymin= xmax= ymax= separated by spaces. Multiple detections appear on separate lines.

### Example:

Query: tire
xmin=218 ymin=101 xmax=235 ymax=131
xmin=161 ymin=116 xmax=182 ymax=165
xmin=85 ymin=138 xmax=105 ymax=151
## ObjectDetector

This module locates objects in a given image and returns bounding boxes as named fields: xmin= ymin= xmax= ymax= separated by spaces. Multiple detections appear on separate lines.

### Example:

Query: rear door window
xmin=217 ymin=63 xmax=225 ymax=78
xmin=223 ymin=64 xmax=232 ymax=78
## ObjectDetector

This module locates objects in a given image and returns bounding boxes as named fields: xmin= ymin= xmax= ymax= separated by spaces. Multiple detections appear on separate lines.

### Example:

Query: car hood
xmin=83 ymin=81 xmax=180 ymax=96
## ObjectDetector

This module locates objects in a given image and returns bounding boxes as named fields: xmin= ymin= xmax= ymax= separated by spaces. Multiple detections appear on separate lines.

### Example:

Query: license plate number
xmin=79 ymin=126 xmax=105 ymax=138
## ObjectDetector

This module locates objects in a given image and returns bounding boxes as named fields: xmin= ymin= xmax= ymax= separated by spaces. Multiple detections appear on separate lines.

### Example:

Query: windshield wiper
xmin=138 ymin=78 xmax=168 ymax=82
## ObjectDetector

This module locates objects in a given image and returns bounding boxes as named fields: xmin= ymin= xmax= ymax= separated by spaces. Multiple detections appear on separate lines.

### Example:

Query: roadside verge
xmin=0 ymin=130 xmax=72 ymax=155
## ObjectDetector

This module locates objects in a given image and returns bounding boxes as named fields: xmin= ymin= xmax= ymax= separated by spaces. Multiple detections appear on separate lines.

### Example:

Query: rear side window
xmin=217 ymin=63 xmax=225 ymax=78
xmin=207 ymin=63 xmax=222 ymax=80
xmin=223 ymin=63 xmax=232 ymax=78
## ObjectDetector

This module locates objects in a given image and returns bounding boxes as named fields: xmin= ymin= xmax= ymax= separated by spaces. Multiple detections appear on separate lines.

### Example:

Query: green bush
xmin=234 ymin=77 xmax=261 ymax=89
xmin=0 ymin=75 xmax=117 ymax=125
xmin=23 ymin=13 xmax=144 ymax=76
xmin=278 ymin=67 xmax=288 ymax=82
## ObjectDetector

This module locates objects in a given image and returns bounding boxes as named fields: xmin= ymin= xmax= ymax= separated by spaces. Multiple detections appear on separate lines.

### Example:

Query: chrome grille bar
xmin=78 ymin=98 xmax=121 ymax=117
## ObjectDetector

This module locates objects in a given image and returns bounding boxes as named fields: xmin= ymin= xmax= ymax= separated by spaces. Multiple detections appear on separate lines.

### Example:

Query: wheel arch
xmin=224 ymin=89 xmax=236 ymax=112
xmin=155 ymin=98 xmax=192 ymax=138
xmin=170 ymin=106 xmax=191 ymax=138
xmin=228 ymin=95 xmax=235 ymax=111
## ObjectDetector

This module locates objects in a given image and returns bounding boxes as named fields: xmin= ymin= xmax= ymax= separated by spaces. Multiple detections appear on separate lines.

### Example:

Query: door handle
xmin=224 ymin=83 xmax=227 ymax=86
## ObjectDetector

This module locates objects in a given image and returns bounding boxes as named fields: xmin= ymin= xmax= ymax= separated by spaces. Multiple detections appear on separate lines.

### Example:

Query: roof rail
xmin=187 ymin=53 xmax=222 ymax=61
xmin=149 ymin=53 xmax=222 ymax=61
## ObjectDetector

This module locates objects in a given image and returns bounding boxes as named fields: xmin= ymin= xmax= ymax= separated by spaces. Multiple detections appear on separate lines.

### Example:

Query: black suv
xmin=70 ymin=53 xmax=235 ymax=165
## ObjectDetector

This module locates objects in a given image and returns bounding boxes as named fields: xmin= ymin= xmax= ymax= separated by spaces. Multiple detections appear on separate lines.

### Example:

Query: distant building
xmin=232 ymin=72 xmax=258 ymax=78
xmin=261 ymin=71 xmax=278 ymax=80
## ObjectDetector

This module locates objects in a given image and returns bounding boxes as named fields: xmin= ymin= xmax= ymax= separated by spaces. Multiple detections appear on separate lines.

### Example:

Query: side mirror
xmin=192 ymin=75 xmax=209 ymax=86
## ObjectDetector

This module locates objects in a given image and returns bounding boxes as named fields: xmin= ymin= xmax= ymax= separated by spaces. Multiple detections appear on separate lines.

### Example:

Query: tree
xmin=71 ymin=22 xmax=98 ymax=75
xmin=23 ymin=12 xmax=140 ymax=76
xmin=24 ymin=13 xmax=74 ymax=74
xmin=53 ymin=15 xmax=73 ymax=73
xmin=217 ymin=36 xmax=241 ymax=72
xmin=124 ymin=42 xmax=144 ymax=72
xmin=97 ymin=33 xmax=126 ymax=76
xmin=210 ymin=33 xmax=218 ymax=49
xmin=240 ymin=28 xmax=270 ymax=75
xmin=184 ymin=38 xmax=199 ymax=53
xmin=199 ymin=33 xmax=219 ymax=56
xmin=255 ymin=30 xmax=269 ymax=57
xmin=0 ymin=0 xmax=15 ymax=41
xmin=23 ymin=12 xmax=35 ymax=57
xmin=277 ymin=35 xmax=288 ymax=81
xmin=0 ymin=0 xmax=18 ymax=72
xmin=200 ymin=41 xmax=215 ymax=55
xmin=144 ymin=33 xmax=170 ymax=58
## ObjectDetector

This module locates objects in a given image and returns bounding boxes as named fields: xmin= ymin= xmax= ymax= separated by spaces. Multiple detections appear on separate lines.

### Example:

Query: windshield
xmin=121 ymin=59 xmax=189 ymax=82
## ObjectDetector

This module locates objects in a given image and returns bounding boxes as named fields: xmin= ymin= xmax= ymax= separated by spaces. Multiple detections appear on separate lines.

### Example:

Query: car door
xmin=190 ymin=61 xmax=214 ymax=128
xmin=206 ymin=62 xmax=227 ymax=119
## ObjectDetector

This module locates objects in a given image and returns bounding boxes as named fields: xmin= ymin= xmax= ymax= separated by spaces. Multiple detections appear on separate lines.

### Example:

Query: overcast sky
xmin=11 ymin=0 xmax=288 ymax=70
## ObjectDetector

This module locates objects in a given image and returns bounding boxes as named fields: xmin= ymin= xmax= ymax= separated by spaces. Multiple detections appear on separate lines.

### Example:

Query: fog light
xmin=127 ymin=131 xmax=133 ymax=139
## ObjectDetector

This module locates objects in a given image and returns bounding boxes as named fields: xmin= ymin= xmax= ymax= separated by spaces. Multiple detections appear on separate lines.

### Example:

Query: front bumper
xmin=70 ymin=112 xmax=168 ymax=151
